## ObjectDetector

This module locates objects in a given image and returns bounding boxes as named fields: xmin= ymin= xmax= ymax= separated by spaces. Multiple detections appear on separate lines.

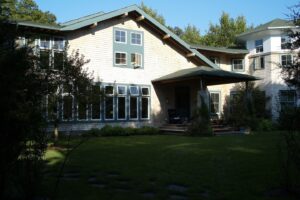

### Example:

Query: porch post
xmin=198 ymin=79 xmax=209 ymax=108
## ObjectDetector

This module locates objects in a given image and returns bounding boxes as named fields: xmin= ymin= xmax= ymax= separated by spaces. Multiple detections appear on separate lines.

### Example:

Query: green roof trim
xmin=14 ymin=5 xmax=218 ymax=69
xmin=237 ymin=18 xmax=295 ymax=38
xmin=152 ymin=66 xmax=260 ymax=84
xmin=190 ymin=44 xmax=249 ymax=54
xmin=14 ymin=20 xmax=61 ymax=30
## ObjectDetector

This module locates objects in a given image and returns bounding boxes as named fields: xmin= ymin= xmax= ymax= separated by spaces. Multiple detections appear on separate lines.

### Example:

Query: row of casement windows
xmin=254 ymin=36 xmax=292 ymax=53
xmin=46 ymin=85 xmax=151 ymax=121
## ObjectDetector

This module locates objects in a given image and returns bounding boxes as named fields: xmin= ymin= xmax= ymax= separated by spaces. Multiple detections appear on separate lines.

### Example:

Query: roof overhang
xmin=152 ymin=66 xmax=260 ymax=86
xmin=190 ymin=44 xmax=249 ymax=55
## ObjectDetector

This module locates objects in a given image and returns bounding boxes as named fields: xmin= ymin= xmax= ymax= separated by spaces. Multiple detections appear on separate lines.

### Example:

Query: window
xmin=141 ymin=87 xmax=150 ymax=119
xmin=253 ymin=56 xmax=265 ymax=70
xmin=281 ymin=36 xmax=292 ymax=50
xmin=230 ymin=91 xmax=240 ymax=113
xmin=91 ymin=85 xmax=101 ymax=120
xmin=255 ymin=39 xmax=263 ymax=53
xmin=47 ymin=94 xmax=58 ymax=121
xmin=115 ymin=30 xmax=126 ymax=43
xmin=115 ymin=52 xmax=127 ymax=65
xmin=53 ymin=38 xmax=64 ymax=50
xmin=210 ymin=92 xmax=220 ymax=114
xmin=130 ymin=97 xmax=138 ymax=119
xmin=281 ymin=54 xmax=292 ymax=67
xmin=53 ymin=51 xmax=64 ymax=70
xmin=232 ymin=59 xmax=244 ymax=71
xmin=131 ymin=32 xmax=142 ymax=45
xmin=62 ymin=95 xmax=73 ymax=121
xmin=279 ymin=90 xmax=296 ymax=109
xmin=117 ymin=86 xmax=126 ymax=120
xmin=131 ymin=53 xmax=142 ymax=68
xmin=129 ymin=86 xmax=139 ymax=96
xmin=40 ymin=37 xmax=51 ymax=49
xmin=40 ymin=50 xmax=50 ymax=69
xmin=105 ymin=86 xmax=114 ymax=120
xmin=77 ymin=95 xmax=88 ymax=121
xmin=209 ymin=57 xmax=220 ymax=67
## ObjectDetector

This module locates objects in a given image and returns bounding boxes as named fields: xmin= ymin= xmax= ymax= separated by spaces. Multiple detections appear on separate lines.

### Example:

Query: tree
xmin=1 ymin=0 xmax=56 ymax=24
xmin=180 ymin=24 xmax=202 ymax=45
xmin=140 ymin=2 xmax=165 ymax=25
xmin=201 ymin=12 xmax=248 ymax=47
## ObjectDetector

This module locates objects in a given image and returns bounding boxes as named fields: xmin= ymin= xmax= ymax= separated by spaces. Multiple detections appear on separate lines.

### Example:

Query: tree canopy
xmin=1 ymin=0 xmax=56 ymax=24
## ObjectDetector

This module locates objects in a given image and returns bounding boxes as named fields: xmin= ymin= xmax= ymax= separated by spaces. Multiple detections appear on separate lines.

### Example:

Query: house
xmin=17 ymin=5 xmax=298 ymax=131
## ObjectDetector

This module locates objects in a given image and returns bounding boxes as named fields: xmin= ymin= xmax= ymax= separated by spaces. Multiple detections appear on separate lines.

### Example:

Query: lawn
xmin=41 ymin=132 xmax=296 ymax=200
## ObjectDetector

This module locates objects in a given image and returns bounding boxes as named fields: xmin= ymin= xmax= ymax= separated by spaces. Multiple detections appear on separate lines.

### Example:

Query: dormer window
xmin=281 ymin=36 xmax=292 ymax=50
xmin=255 ymin=39 xmax=263 ymax=53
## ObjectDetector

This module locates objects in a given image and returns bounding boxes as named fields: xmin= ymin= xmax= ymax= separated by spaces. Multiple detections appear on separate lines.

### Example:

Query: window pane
xmin=260 ymin=57 xmax=265 ymax=69
xmin=40 ymin=50 xmax=50 ymax=69
xmin=280 ymin=90 xmax=296 ymax=109
xmin=47 ymin=95 xmax=58 ymax=121
xmin=91 ymin=99 xmax=100 ymax=119
xmin=233 ymin=59 xmax=243 ymax=70
xmin=131 ymin=33 xmax=141 ymax=45
xmin=130 ymin=97 xmax=138 ymax=119
xmin=105 ymin=86 xmax=114 ymax=95
xmin=115 ymin=30 xmax=126 ymax=43
xmin=142 ymin=87 xmax=149 ymax=96
xmin=53 ymin=38 xmax=64 ymax=50
xmin=115 ymin=53 xmax=127 ymax=65
xmin=53 ymin=51 xmax=64 ymax=70
xmin=40 ymin=37 xmax=50 ymax=49
xmin=141 ymin=97 xmax=149 ymax=119
xmin=118 ymin=97 xmax=126 ymax=119
xmin=63 ymin=95 xmax=73 ymax=120
xmin=210 ymin=93 xmax=220 ymax=114
xmin=78 ymin=97 xmax=87 ymax=120
xmin=131 ymin=53 xmax=142 ymax=67
xmin=105 ymin=97 xmax=114 ymax=119
xmin=118 ymin=86 xmax=126 ymax=95
xmin=130 ymin=86 xmax=139 ymax=95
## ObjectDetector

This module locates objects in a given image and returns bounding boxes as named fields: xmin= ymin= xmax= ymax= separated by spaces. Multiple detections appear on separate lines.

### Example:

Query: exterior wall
xmin=59 ymin=17 xmax=197 ymax=130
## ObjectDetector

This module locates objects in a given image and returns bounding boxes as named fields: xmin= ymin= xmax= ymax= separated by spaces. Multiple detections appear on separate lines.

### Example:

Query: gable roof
xmin=190 ymin=44 xmax=248 ymax=55
xmin=237 ymin=18 xmax=295 ymax=39
xmin=14 ymin=5 xmax=218 ymax=69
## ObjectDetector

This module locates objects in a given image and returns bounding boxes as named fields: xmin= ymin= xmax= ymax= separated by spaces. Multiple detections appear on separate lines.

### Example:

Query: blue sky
xmin=36 ymin=0 xmax=298 ymax=33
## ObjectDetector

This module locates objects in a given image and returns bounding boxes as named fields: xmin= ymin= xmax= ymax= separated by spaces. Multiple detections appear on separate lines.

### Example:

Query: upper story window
xmin=255 ymin=39 xmax=263 ymax=53
xmin=253 ymin=56 xmax=265 ymax=70
xmin=232 ymin=59 xmax=244 ymax=71
xmin=131 ymin=32 xmax=142 ymax=45
xmin=281 ymin=36 xmax=292 ymax=50
xmin=40 ymin=37 xmax=51 ymax=49
xmin=281 ymin=54 xmax=292 ymax=67
xmin=53 ymin=37 xmax=64 ymax=50
xmin=209 ymin=57 xmax=220 ymax=67
xmin=115 ymin=52 xmax=127 ymax=65
xmin=131 ymin=53 xmax=142 ymax=68
xmin=115 ymin=30 xmax=126 ymax=43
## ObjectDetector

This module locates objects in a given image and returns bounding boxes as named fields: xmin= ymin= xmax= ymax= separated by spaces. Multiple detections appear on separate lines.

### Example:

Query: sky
xmin=35 ymin=0 xmax=299 ymax=33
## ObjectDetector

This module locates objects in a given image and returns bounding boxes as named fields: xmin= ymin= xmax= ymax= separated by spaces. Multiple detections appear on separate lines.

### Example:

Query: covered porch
xmin=152 ymin=66 xmax=259 ymax=128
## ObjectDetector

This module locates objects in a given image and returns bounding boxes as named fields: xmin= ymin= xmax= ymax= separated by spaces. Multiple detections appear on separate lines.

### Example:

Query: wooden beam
xmin=186 ymin=52 xmax=196 ymax=57
xmin=163 ymin=34 xmax=171 ymax=40
xmin=90 ymin=22 xmax=97 ymax=29
xmin=136 ymin=15 xmax=145 ymax=22
xmin=121 ymin=12 xmax=128 ymax=18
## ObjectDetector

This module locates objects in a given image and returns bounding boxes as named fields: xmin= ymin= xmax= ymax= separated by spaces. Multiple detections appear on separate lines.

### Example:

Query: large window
xmin=53 ymin=37 xmax=64 ymax=50
xmin=91 ymin=85 xmax=101 ymax=120
xmin=255 ymin=39 xmax=263 ymax=53
xmin=210 ymin=92 xmax=220 ymax=114
xmin=115 ymin=52 xmax=127 ymax=65
xmin=131 ymin=53 xmax=142 ymax=68
xmin=40 ymin=37 xmax=51 ymax=49
xmin=53 ymin=51 xmax=64 ymax=70
xmin=39 ymin=50 xmax=50 ymax=69
xmin=77 ymin=95 xmax=88 ymax=121
xmin=141 ymin=87 xmax=150 ymax=119
xmin=253 ymin=56 xmax=265 ymax=70
xmin=131 ymin=32 xmax=142 ymax=45
xmin=105 ymin=86 xmax=114 ymax=120
xmin=129 ymin=86 xmax=139 ymax=120
xmin=62 ymin=95 xmax=74 ymax=121
xmin=232 ymin=59 xmax=244 ymax=71
xmin=115 ymin=30 xmax=126 ymax=43
xmin=279 ymin=90 xmax=296 ymax=109
xmin=281 ymin=36 xmax=292 ymax=50
xmin=281 ymin=54 xmax=292 ymax=67
xmin=117 ymin=86 xmax=126 ymax=120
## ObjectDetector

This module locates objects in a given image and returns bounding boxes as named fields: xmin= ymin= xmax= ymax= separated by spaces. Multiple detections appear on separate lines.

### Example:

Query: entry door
xmin=175 ymin=86 xmax=190 ymax=119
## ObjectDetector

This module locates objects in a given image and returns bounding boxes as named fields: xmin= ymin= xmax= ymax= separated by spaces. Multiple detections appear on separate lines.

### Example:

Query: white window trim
xmin=117 ymin=96 xmax=127 ymax=120
xmin=114 ymin=51 xmax=127 ymax=66
xmin=114 ymin=29 xmax=127 ymax=44
xmin=62 ymin=93 xmax=74 ymax=121
xmin=232 ymin=59 xmax=244 ymax=71
xmin=129 ymin=86 xmax=139 ymax=96
xmin=255 ymin=39 xmax=263 ymax=53
xmin=129 ymin=96 xmax=139 ymax=120
xmin=130 ymin=32 xmax=142 ymax=46
xmin=131 ymin=53 xmax=143 ymax=68
xmin=141 ymin=96 xmax=150 ymax=120
xmin=280 ymin=54 xmax=293 ymax=67
xmin=209 ymin=91 xmax=221 ymax=115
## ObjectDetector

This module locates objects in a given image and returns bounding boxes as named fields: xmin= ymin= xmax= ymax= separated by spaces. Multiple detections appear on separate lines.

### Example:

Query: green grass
xmin=42 ymin=132 xmax=296 ymax=200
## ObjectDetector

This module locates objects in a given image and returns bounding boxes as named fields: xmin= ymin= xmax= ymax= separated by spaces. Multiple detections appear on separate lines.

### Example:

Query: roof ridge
xmin=61 ymin=11 xmax=105 ymax=26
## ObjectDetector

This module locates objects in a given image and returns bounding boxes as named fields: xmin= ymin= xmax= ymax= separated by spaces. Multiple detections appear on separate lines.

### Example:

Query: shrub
xmin=83 ymin=128 xmax=101 ymax=137
xmin=255 ymin=119 xmax=275 ymax=131
xmin=187 ymin=97 xmax=213 ymax=136
xmin=100 ymin=125 xmax=129 ymax=136
xmin=278 ymin=107 xmax=300 ymax=131
xmin=136 ymin=126 xmax=160 ymax=135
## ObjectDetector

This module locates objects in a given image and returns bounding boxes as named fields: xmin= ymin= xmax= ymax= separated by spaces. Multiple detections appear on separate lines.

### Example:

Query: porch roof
xmin=152 ymin=66 xmax=260 ymax=85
